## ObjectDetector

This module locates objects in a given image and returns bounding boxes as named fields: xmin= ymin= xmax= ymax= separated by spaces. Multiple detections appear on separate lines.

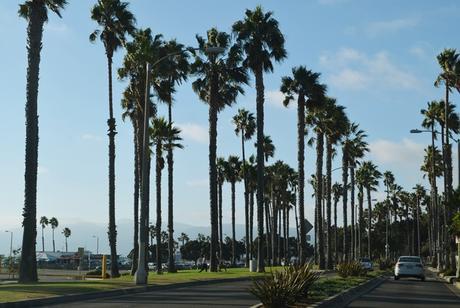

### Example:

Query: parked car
xmin=359 ymin=258 xmax=373 ymax=271
xmin=394 ymin=256 xmax=425 ymax=281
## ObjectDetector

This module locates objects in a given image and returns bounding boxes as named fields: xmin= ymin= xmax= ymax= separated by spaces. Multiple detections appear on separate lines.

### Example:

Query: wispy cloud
xmin=46 ymin=22 xmax=69 ymax=34
xmin=176 ymin=122 xmax=208 ymax=144
xmin=369 ymin=138 xmax=424 ymax=166
xmin=320 ymin=48 xmax=420 ymax=91
xmin=366 ymin=17 xmax=418 ymax=37
xmin=81 ymin=133 xmax=102 ymax=141
xmin=38 ymin=166 xmax=49 ymax=175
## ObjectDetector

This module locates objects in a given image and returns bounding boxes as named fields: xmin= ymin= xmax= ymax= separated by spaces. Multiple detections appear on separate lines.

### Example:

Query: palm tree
xmin=332 ymin=183 xmax=342 ymax=264
xmin=341 ymin=123 xmax=367 ymax=261
xmin=90 ymin=0 xmax=136 ymax=278
xmin=216 ymin=157 xmax=227 ymax=259
xmin=435 ymin=49 xmax=459 ymax=203
xmin=421 ymin=101 xmax=442 ymax=269
xmin=245 ymin=155 xmax=258 ymax=259
xmin=119 ymin=28 xmax=161 ymax=275
xmin=322 ymin=99 xmax=348 ymax=267
xmin=49 ymin=217 xmax=59 ymax=252
xmin=280 ymin=66 xmax=326 ymax=264
xmin=255 ymin=135 xmax=276 ymax=162
xmin=233 ymin=109 xmax=256 ymax=266
xmin=413 ymin=184 xmax=426 ymax=256
xmin=18 ymin=0 xmax=67 ymax=283
xmin=224 ymin=155 xmax=242 ymax=266
xmin=39 ymin=216 xmax=49 ymax=252
xmin=191 ymin=28 xmax=247 ymax=271
xmin=383 ymin=171 xmax=395 ymax=260
xmin=178 ymin=232 xmax=189 ymax=247
xmin=359 ymin=161 xmax=381 ymax=258
xmin=62 ymin=227 xmax=71 ymax=253
xmin=233 ymin=6 xmax=286 ymax=272
xmin=150 ymin=117 xmax=183 ymax=274
xmin=159 ymin=40 xmax=190 ymax=273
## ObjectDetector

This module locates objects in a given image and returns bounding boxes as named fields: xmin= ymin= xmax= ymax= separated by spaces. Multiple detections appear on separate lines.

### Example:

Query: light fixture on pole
xmin=92 ymin=235 xmax=99 ymax=255
xmin=135 ymin=45 xmax=225 ymax=285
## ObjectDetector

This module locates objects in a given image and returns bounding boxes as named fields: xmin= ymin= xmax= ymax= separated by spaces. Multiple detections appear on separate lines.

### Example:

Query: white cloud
xmin=46 ymin=22 xmax=69 ymax=34
xmin=320 ymin=48 xmax=421 ymax=91
xmin=366 ymin=18 xmax=418 ymax=37
xmin=186 ymin=178 xmax=208 ymax=188
xmin=409 ymin=46 xmax=425 ymax=58
xmin=369 ymin=138 xmax=424 ymax=166
xmin=81 ymin=133 xmax=102 ymax=141
xmin=176 ymin=122 xmax=208 ymax=144
xmin=266 ymin=90 xmax=295 ymax=109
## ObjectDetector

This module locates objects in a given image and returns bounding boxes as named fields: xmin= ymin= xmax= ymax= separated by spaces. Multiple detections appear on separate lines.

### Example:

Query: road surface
xmin=348 ymin=271 xmax=460 ymax=307
xmin=46 ymin=279 xmax=258 ymax=307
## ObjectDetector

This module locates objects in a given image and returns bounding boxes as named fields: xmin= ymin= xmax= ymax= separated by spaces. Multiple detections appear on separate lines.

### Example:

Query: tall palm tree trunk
xmin=231 ymin=182 xmax=236 ymax=266
xmin=334 ymin=198 xmax=338 ymax=264
xmin=416 ymin=196 xmax=421 ymax=256
xmin=131 ymin=121 xmax=140 ymax=275
xmin=155 ymin=143 xmax=162 ymax=275
xmin=294 ymin=201 xmax=300 ymax=256
xmin=265 ymin=199 xmax=271 ymax=265
xmin=106 ymin=54 xmax=119 ymax=278
xmin=65 ymin=237 xmax=68 ymax=253
xmin=209 ymin=73 xmax=219 ymax=272
xmin=20 ymin=1 xmax=45 ymax=283
xmin=255 ymin=67 xmax=265 ymax=272
xmin=167 ymin=102 xmax=176 ymax=273
xmin=250 ymin=191 xmax=254 ymax=259
xmin=241 ymin=133 xmax=250 ymax=267
xmin=41 ymin=227 xmax=45 ymax=252
xmin=297 ymin=95 xmax=307 ymax=264
xmin=219 ymin=181 xmax=223 ymax=260
xmin=367 ymin=187 xmax=372 ymax=258
xmin=342 ymin=151 xmax=349 ymax=262
xmin=326 ymin=138 xmax=332 ymax=269
xmin=316 ymin=131 xmax=325 ymax=269
xmin=350 ymin=167 xmax=355 ymax=260
xmin=52 ymin=229 xmax=55 ymax=252
xmin=358 ymin=185 xmax=364 ymax=259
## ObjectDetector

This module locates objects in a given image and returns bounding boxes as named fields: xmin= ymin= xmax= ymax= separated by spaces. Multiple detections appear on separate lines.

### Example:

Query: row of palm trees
xmin=38 ymin=216 xmax=72 ymax=253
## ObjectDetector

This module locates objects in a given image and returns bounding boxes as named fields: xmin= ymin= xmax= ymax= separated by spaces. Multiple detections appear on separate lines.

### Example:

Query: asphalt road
xmin=348 ymin=272 xmax=460 ymax=307
xmin=45 ymin=280 xmax=258 ymax=308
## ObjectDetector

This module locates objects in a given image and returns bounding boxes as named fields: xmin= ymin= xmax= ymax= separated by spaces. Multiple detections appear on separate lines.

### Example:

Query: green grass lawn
xmin=0 ymin=267 xmax=273 ymax=303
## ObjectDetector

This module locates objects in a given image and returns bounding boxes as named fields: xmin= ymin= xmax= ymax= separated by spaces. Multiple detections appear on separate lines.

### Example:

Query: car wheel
xmin=394 ymin=275 xmax=399 ymax=280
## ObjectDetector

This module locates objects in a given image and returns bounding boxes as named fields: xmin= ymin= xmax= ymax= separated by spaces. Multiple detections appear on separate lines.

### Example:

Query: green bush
xmin=250 ymin=262 xmax=320 ymax=308
xmin=337 ymin=261 xmax=367 ymax=278
xmin=378 ymin=259 xmax=393 ymax=270
xmin=441 ymin=268 xmax=456 ymax=276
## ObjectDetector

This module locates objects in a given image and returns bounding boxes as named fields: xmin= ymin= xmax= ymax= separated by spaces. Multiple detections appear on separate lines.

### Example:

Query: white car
xmin=359 ymin=258 xmax=373 ymax=271
xmin=394 ymin=256 xmax=425 ymax=281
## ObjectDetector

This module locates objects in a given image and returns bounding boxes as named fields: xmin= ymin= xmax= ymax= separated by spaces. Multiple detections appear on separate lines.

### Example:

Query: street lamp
xmin=92 ymin=235 xmax=99 ymax=255
xmin=135 ymin=45 xmax=225 ymax=285
xmin=5 ymin=231 xmax=12 ymax=277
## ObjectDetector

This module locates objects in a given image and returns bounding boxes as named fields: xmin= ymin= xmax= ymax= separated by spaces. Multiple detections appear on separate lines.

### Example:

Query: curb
xmin=0 ymin=276 xmax=254 ymax=308
xmin=249 ymin=275 xmax=387 ymax=308
xmin=308 ymin=276 xmax=387 ymax=308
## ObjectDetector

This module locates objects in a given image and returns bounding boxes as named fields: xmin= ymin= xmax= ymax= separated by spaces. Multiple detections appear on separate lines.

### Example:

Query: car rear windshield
xmin=399 ymin=257 xmax=421 ymax=263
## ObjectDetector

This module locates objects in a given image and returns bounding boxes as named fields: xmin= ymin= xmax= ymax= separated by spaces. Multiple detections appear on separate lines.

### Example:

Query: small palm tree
xmin=281 ymin=66 xmax=326 ymax=264
xmin=233 ymin=108 xmax=256 ymax=266
xmin=49 ymin=217 xmax=59 ymax=252
xmin=191 ymin=28 xmax=247 ymax=271
xmin=90 ymin=0 xmax=136 ymax=278
xmin=39 ymin=216 xmax=49 ymax=252
xmin=233 ymin=6 xmax=286 ymax=272
xmin=332 ymin=183 xmax=342 ymax=264
xmin=255 ymin=135 xmax=276 ymax=162
xmin=216 ymin=157 xmax=227 ymax=259
xmin=150 ymin=117 xmax=183 ymax=274
xmin=18 ymin=0 xmax=67 ymax=284
xmin=224 ymin=155 xmax=242 ymax=266
xmin=62 ymin=227 xmax=71 ymax=253
xmin=178 ymin=233 xmax=189 ymax=247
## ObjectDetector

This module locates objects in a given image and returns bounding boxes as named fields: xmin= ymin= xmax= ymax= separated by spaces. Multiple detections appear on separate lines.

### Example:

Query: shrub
xmin=250 ymin=262 xmax=320 ymax=307
xmin=441 ymin=268 xmax=456 ymax=276
xmin=337 ymin=261 xmax=367 ymax=278
xmin=378 ymin=259 xmax=393 ymax=270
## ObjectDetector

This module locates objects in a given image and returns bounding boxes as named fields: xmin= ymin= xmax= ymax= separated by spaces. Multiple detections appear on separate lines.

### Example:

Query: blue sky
xmin=1 ymin=0 xmax=459 ymax=255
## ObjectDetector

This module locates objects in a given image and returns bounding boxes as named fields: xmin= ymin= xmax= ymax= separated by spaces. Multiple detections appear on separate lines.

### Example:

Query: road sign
xmin=305 ymin=219 xmax=313 ymax=234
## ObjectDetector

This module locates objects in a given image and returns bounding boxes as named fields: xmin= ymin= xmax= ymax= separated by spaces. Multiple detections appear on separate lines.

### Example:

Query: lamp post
xmin=92 ymin=235 xmax=99 ymax=255
xmin=5 ymin=231 xmax=12 ymax=278
xmin=135 ymin=46 xmax=225 ymax=285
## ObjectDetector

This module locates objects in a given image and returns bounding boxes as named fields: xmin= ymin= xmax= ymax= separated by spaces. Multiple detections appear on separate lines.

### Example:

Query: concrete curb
xmin=0 ymin=276 xmax=254 ymax=308
xmin=249 ymin=275 xmax=387 ymax=308
xmin=307 ymin=276 xmax=386 ymax=308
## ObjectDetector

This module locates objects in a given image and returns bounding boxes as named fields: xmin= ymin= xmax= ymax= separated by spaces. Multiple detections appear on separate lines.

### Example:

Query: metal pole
xmin=135 ymin=62 xmax=151 ymax=285
xmin=97 ymin=237 xmax=99 ymax=255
